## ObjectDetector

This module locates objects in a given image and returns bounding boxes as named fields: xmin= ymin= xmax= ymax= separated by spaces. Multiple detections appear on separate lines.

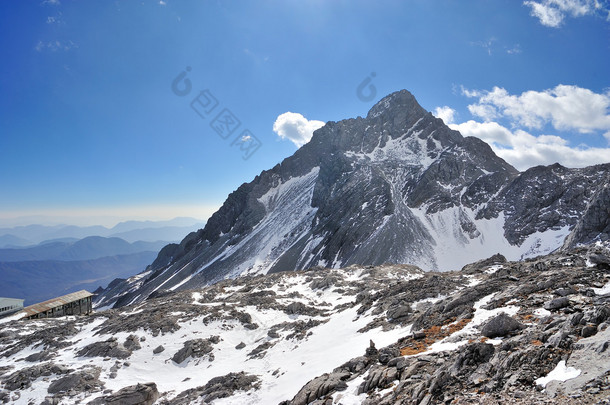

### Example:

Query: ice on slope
xmin=412 ymin=206 xmax=571 ymax=271
xmin=194 ymin=167 xmax=321 ymax=278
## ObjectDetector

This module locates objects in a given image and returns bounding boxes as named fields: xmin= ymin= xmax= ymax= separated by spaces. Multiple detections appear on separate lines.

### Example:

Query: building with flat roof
xmin=0 ymin=297 xmax=24 ymax=318
xmin=22 ymin=290 xmax=93 ymax=320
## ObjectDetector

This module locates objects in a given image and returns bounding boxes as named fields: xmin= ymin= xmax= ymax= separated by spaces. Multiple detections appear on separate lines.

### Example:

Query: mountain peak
xmin=93 ymin=89 xmax=609 ymax=309
xmin=366 ymin=89 xmax=426 ymax=120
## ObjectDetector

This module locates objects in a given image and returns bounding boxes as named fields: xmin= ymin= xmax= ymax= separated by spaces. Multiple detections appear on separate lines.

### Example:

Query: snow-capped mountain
xmin=96 ymin=90 xmax=610 ymax=309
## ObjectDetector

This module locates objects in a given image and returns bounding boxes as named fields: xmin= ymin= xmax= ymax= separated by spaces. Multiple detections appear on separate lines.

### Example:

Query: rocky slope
xmin=1 ymin=244 xmax=609 ymax=404
xmin=94 ymin=90 xmax=610 ymax=309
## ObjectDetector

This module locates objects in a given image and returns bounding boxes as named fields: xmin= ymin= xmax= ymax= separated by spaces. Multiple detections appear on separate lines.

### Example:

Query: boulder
xmin=123 ymin=335 xmax=141 ymax=351
xmin=544 ymin=297 xmax=570 ymax=311
xmin=289 ymin=371 xmax=350 ymax=405
xmin=88 ymin=382 xmax=158 ymax=405
xmin=285 ymin=302 xmax=308 ymax=315
xmin=47 ymin=374 xmax=81 ymax=394
xmin=481 ymin=313 xmax=523 ymax=338
xmin=76 ymin=339 xmax=131 ymax=359
xmin=164 ymin=372 xmax=260 ymax=404
xmin=172 ymin=338 xmax=217 ymax=364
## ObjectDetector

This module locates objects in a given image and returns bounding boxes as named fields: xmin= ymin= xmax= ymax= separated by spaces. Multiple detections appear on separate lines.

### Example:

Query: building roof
xmin=22 ymin=290 xmax=93 ymax=317
xmin=0 ymin=297 xmax=24 ymax=303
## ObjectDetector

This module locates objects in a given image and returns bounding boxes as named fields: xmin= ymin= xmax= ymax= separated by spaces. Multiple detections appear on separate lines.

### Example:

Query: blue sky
xmin=1 ymin=0 xmax=609 ymax=226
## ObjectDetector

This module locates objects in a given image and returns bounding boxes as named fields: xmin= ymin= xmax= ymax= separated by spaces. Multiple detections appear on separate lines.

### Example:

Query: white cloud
xmin=451 ymin=120 xmax=610 ymax=170
xmin=524 ymin=0 xmax=606 ymax=27
xmin=34 ymin=40 xmax=77 ymax=52
xmin=159 ymin=0 xmax=166 ymax=5
xmin=506 ymin=44 xmax=522 ymax=54
xmin=449 ymin=84 xmax=610 ymax=170
xmin=42 ymin=0 xmax=60 ymax=5
xmin=433 ymin=106 xmax=456 ymax=125
xmin=273 ymin=112 xmax=325 ymax=148
xmin=464 ymin=85 xmax=610 ymax=134
xmin=471 ymin=38 xmax=496 ymax=55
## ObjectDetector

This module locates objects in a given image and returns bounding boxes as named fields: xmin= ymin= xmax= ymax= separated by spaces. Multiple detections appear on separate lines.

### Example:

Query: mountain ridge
xmin=95 ymin=89 xmax=610 ymax=309
xmin=0 ymin=236 xmax=168 ymax=262
xmin=0 ymin=217 xmax=206 ymax=246
xmin=0 ymin=251 xmax=157 ymax=305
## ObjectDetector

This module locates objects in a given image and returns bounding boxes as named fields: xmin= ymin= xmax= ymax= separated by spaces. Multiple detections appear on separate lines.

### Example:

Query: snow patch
xmin=593 ymin=282 xmax=610 ymax=295
xmin=535 ymin=360 xmax=581 ymax=387
xmin=412 ymin=206 xmax=572 ymax=271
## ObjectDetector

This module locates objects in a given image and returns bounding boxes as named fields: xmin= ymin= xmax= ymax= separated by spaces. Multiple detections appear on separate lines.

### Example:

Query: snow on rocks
xmin=535 ymin=360 xmax=581 ymax=388
xmin=1 ymin=245 xmax=610 ymax=404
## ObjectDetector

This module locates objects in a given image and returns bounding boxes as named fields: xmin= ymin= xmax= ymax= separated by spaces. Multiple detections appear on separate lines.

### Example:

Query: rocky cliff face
xmin=94 ymin=90 xmax=610 ymax=309
xmin=564 ymin=178 xmax=610 ymax=248
xmin=1 ymin=245 xmax=610 ymax=404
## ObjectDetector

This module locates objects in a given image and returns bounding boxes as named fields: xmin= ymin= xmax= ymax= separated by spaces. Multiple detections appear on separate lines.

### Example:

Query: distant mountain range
xmin=0 ymin=251 xmax=157 ymax=305
xmin=0 ymin=225 xmax=205 ymax=305
xmin=0 ymin=236 xmax=168 ymax=262
xmin=0 ymin=217 xmax=206 ymax=247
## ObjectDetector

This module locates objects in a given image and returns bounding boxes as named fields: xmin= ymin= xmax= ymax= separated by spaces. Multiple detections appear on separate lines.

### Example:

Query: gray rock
xmin=365 ymin=340 xmax=378 ymax=357
xmin=386 ymin=305 xmax=410 ymax=321
xmin=2 ymin=363 xmax=73 ymax=391
xmin=164 ymin=372 xmax=260 ymax=404
xmin=235 ymin=342 xmax=246 ymax=350
xmin=290 ymin=371 xmax=350 ymax=405
xmin=563 ymin=179 xmax=610 ymax=248
xmin=481 ymin=313 xmax=523 ymax=338
xmin=545 ymin=326 xmax=610 ymax=396
xmin=152 ymin=345 xmax=164 ymax=354
xmin=123 ymin=335 xmax=141 ymax=351
xmin=247 ymin=342 xmax=274 ymax=358
xmin=285 ymin=302 xmax=308 ymax=315
xmin=172 ymin=337 xmax=218 ymax=364
xmin=554 ymin=287 xmax=577 ymax=297
xmin=24 ymin=350 xmax=54 ymax=363
xmin=544 ymin=297 xmax=570 ymax=311
xmin=378 ymin=347 xmax=399 ymax=365
xmin=581 ymin=325 xmax=597 ymax=337
xmin=310 ymin=276 xmax=337 ymax=290
xmin=48 ymin=374 xmax=81 ymax=394
xmin=358 ymin=367 xmax=397 ymax=394
xmin=46 ymin=368 xmax=103 ymax=396
xmin=76 ymin=339 xmax=131 ymax=359
xmin=88 ymin=382 xmax=158 ymax=405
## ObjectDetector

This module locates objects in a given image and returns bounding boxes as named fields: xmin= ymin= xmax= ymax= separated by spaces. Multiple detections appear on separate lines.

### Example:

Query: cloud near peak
xmin=449 ymin=120 xmax=610 ymax=170
xmin=433 ymin=106 xmax=456 ymax=125
xmin=463 ymin=84 xmax=610 ymax=134
xmin=436 ymin=84 xmax=610 ymax=171
xmin=273 ymin=112 xmax=325 ymax=148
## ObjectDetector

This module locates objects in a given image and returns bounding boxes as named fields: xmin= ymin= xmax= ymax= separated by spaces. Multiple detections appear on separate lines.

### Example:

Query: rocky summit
xmin=94 ymin=90 xmax=609 ymax=309
xmin=1 ymin=243 xmax=610 ymax=404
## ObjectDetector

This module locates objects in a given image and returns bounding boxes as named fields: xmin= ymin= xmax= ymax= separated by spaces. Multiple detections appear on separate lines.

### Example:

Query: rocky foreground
xmin=1 ymin=244 xmax=610 ymax=404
